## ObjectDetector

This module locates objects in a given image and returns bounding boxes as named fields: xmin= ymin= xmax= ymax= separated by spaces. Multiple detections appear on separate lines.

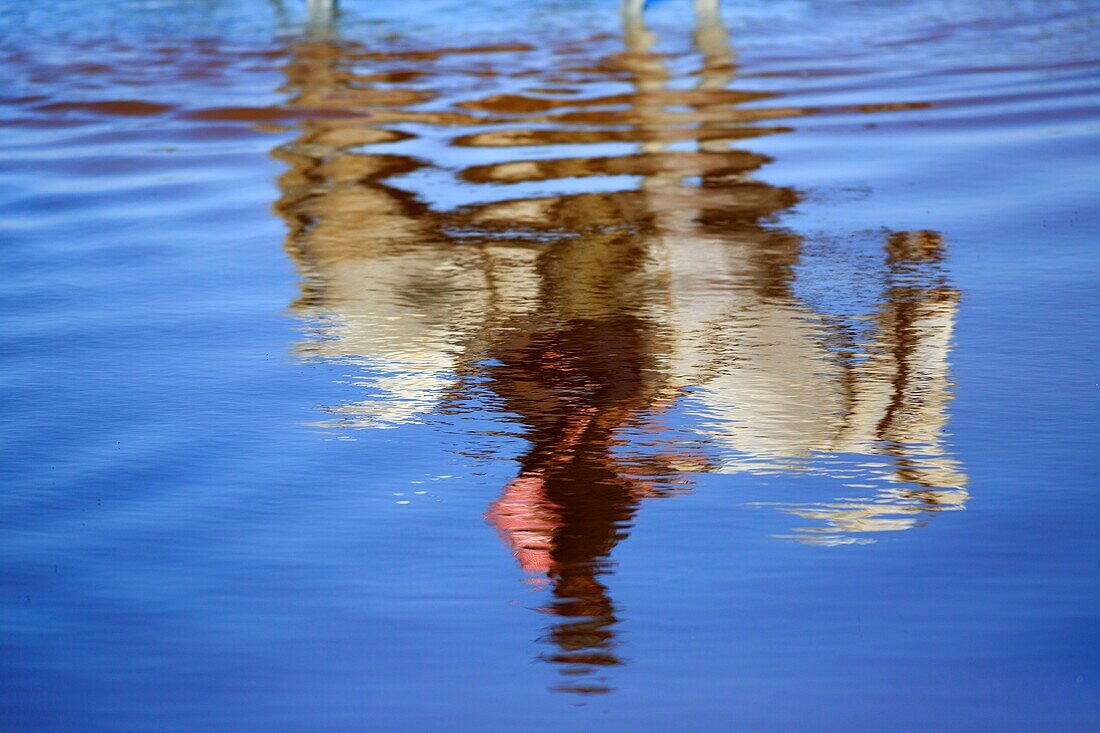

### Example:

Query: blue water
xmin=1 ymin=1 xmax=1099 ymax=730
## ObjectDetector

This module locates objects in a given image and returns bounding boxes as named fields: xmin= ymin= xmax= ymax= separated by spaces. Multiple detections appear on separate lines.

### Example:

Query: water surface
xmin=1 ymin=1 xmax=1098 ymax=730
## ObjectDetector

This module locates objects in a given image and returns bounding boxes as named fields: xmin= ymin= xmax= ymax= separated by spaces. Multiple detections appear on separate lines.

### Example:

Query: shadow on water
xmin=272 ymin=5 xmax=966 ymax=695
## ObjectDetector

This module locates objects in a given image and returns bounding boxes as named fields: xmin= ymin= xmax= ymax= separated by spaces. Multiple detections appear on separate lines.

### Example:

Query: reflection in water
xmin=273 ymin=8 xmax=966 ymax=694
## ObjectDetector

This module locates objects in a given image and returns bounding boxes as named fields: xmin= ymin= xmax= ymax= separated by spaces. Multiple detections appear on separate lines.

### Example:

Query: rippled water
xmin=2 ymin=0 xmax=1099 ymax=730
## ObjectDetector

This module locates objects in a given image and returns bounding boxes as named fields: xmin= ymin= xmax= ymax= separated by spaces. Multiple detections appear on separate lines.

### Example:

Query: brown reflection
xmin=273 ymin=6 xmax=965 ymax=694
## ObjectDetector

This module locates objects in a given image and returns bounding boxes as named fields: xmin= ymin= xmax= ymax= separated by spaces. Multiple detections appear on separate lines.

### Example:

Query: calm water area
xmin=1 ymin=0 xmax=1099 ymax=730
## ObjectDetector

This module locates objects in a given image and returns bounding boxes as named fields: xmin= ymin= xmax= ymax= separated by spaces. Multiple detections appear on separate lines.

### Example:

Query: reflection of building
xmin=273 ymin=8 xmax=965 ymax=693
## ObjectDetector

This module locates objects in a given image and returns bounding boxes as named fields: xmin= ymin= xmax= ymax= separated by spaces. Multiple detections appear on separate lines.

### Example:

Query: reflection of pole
xmin=306 ymin=0 xmax=338 ymax=34
xmin=693 ymin=0 xmax=737 ymax=153
xmin=620 ymin=0 xmax=646 ymax=22
xmin=694 ymin=0 xmax=733 ymax=80
xmin=622 ymin=0 xmax=724 ymax=20
xmin=621 ymin=3 xmax=672 ymax=181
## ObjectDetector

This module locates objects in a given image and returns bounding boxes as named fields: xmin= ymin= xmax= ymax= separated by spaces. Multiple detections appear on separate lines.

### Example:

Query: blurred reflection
xmin=274 ymin=8 xmax=965 ymax=693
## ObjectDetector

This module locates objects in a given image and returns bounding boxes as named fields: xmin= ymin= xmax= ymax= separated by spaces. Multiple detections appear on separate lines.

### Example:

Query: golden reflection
xmin=273 ymin=8 xmax=966 ymax=692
